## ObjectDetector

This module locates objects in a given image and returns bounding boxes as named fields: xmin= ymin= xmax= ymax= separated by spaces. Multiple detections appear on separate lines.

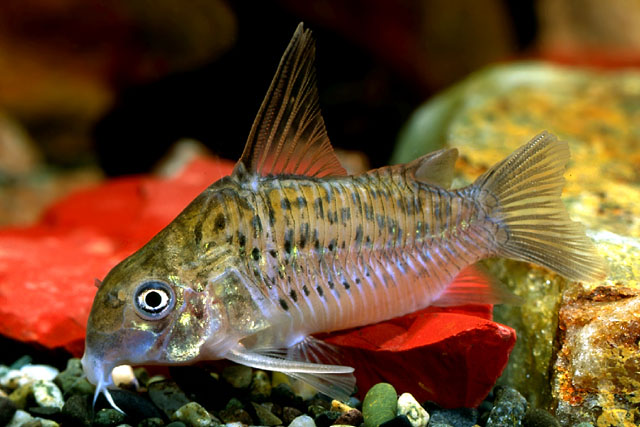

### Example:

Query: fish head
xmin=81 ymin=237 xmax=232 ymax=404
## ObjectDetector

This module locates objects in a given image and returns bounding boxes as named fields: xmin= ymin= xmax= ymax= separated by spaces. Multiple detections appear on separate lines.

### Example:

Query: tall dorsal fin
xmin=235 ymin=23 xmax=347 ymax=178
xmin=406 ymin=148 xmax=459 ymax=188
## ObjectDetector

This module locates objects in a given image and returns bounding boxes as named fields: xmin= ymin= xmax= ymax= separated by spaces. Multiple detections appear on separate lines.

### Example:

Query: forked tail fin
xmin=471 ymin=131 xmax=606 ymax=282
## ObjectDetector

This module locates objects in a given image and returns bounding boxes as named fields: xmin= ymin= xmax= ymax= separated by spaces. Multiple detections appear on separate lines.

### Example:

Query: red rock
xmin=0 ymin=156 xmax=515 ymax=408
xmin=324 ymin=310 xmax=516 ymax=408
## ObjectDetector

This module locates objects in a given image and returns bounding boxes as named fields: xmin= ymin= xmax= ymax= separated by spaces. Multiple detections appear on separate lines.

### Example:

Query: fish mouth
xmin=81 ymin=349 xmax=124 ymax=413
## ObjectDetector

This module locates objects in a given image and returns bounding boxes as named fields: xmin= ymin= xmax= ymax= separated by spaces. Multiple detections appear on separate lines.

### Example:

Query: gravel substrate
xmin=0 ymin=343 xmax=564 ymax=427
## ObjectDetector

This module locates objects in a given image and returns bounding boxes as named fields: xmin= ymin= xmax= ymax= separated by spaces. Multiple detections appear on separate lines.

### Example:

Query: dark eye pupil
xmin=145 ymin=291 xmax=162 ymax=308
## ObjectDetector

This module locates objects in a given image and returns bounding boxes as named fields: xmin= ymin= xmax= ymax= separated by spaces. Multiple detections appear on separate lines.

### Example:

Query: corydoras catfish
xmin=82 ymin=23 xmax=606 ymax=408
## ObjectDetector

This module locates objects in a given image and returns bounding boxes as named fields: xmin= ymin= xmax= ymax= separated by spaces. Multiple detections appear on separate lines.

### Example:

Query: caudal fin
xmin=472 ymin=131 xmax=606 ymax=282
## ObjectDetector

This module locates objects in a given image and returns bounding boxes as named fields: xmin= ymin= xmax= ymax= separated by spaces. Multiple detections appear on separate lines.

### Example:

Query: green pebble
xmin=249 ymin=370 xmax=271 ymax=400
xmin=221 ymin=365 xmax=252 ymax=389
xmin=93 ymin=408 xmax=126 ymax=426
xmin=523 ymin=407 xmax=560 ymax=427
xmin=54 ymin=359 xmax=94 ymax=396
xmin=251 ymin=402 xmax=282 ymax=426
xmin=363 ymin=383 xmax=398 ymax=427
xmin=8 ymin=383 xmax=31 ymax=409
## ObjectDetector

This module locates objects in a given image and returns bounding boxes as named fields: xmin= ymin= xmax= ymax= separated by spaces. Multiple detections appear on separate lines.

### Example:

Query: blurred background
xmin=2 ymin=0 xmax=640 ymax=226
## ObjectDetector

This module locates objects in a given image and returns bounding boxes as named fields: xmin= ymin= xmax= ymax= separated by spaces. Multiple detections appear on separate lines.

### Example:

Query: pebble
xmin=250 ymin=370 xmax=272 ymax=401
xmin=252 ymin=401 xmax=283 ymax=426
xmin=271 ymin=382 xmax=298 ymax=407
xmin=172 ymin=401 xmax=216 ymax=427
xmin=1 ymin=364 xmax=60 ymax=389
xmin=54 ymin=358 xmax=94 ymax=397
xmin=7 ymin=409 xmax=34 ymax=427
xmin=362 ymin=383 xmax=398 ymax=427
xmin=8 ymin=383 xmax=31 ymax=409
xmin=485 ymin=386 xmax=528 ymax=427
xmin=289 ymin=414 xmax=317 ymax=427
xmin=147 ymin=380 xmax=191 ymax=417
xmin=282 ymin=406 xmax=304 ymax=424
xmin=334 ymin=408 xmax=364 ymax=426
xmin=218 ymin=407 xmax=253 ymax=425
xmin=111 ymin=365 xmax=138 ymax=389
xmin=396 ymin=393 xmax=429 ymax=427
xmin=0 ymin=396 xmax=18 ymax=425
xmin=61 ymin=394 xmax=92 ymax=427
xmin=523 ymin=407 xmax=560 ymax=427
xmin=426 ymin=407 xmax=477 ymax=427
xmin=221 ymin=365 xmax=252 ymax=389
xmin=109 ymin=389 xmax=164 ymax=422
xmin=93 ymin=408 xmax=127 ymax=426
xmin=166 ymin=422 xmax=188 ymax=427
xmin=32 ymin=379 xmax=64 ymax=409
xmin=331 ymin=399 xmax=354 ymax=413
xmin=314 ymin=409 xmax=340 ymax=427
xmin=10 ymin=356 xmax=32 ymax=370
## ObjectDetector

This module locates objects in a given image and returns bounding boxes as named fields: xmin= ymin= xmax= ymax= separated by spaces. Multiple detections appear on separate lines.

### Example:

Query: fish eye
xmin=133 ymin=281 xmax=175 ymax=320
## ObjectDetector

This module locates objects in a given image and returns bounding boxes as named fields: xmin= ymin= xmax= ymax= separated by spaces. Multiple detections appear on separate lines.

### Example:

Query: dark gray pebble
xmin=55 ymin=358 xmax=94 ymax=397
xmin=0 ymin=396 xmax=17 ymax=425
xmin=62 ymin=394 xmax=93 ymax=427
xmin=271 ymin=383 xmax=299 ymax=407
xmin=314 ymin=410 xmax=340 ymax=427
xmin=251 ymin=402 xmax=283 ymax=426
xmin=486 ymin=386 xmax=527 ymax=427
xmin=282 ymin=406 xmax=303 ymax=424
xmin=137 ymin=418 xmax=165 ymax=427
xmin=28 ymin=405 xmax=62 ymax=423
xmin=334 ymin=408 xmax=364 ymax=426
xmin=308 ymin=404 xmax=329 ymax=418
xmin=428 ymin=407 xmax=478 ymax=427
xmin=166 ymin=422 xmax=187 ymax=427
xmin=108 ymin=389 xmax=164 ymax=423
xmin=379 ymin=414 xmax=412 ymax=427
xmin=523 ymin=408 xmax=560 ymax=427
xmin=221 ymin=365 xmax=252 ymax=389
xmin=93 ymin=408 xmax=126 ymax=426
xmin=428 ymin=424 xmax=454 ymax=427
xmin=169 ymin=366 xmax=223 ymax=410
xmin=147 ymin=380 xmax=191 ymax=418
xmin=224 ymin=398 xmax=244 ymax=411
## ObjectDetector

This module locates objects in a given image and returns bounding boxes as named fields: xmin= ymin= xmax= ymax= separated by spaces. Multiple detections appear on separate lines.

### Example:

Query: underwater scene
xmin=0 ymin=2 xmax=638 ymax=427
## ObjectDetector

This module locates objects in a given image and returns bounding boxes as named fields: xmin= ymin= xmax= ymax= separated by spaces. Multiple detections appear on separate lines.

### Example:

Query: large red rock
xmin=0 ymin=157 xmax=515 ymax=407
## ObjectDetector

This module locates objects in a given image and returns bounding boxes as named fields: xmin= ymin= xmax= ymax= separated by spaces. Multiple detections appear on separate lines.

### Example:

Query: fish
xmin=81 ymin=23 xmax=606 ymax=409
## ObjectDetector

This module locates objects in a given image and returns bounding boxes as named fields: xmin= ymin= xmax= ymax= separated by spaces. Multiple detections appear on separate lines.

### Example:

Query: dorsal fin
xmin=235 ymin=23 xmax=346 ymax=178
xmin=406 ymin=148 xmax=458 ymax=188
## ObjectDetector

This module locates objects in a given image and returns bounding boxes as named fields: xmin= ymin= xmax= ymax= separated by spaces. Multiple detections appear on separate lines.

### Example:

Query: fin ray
xmin=236 ymin=23 xmax=346 ymax=178
xmin=472 ymin=131 xmax=607 ymax=282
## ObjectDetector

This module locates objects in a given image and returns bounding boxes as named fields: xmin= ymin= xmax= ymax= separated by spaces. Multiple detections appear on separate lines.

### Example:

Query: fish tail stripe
xmin=471 ymin=131 xmax=606 ymax=282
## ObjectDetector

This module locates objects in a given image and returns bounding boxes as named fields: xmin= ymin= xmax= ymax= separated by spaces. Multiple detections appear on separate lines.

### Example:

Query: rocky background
xmin=1 ymin=1 xmax=640 ymax=426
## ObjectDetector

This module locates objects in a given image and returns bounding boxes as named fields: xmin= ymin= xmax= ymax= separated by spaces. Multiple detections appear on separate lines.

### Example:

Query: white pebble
xmin=32 ymin=379 xmax=65 ymax=409
xmin=111 ymin=365 xmax=138 ymax=389
xmin=225 ymin=423 xmax=244 ymax=427
xmin=289 ymin=414 xmax=317 ymax=427
xmin=7 ymin=409 xmax=33 ymax=427
xmin=397 ymin=392 xmax=430 ymax=427
xmin=20 ymin=364 xmax=59 ymax=381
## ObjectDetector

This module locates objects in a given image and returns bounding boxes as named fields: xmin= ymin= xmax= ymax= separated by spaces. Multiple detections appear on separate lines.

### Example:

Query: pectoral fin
xmin=226 ymin=339 xmax=355 ymax=401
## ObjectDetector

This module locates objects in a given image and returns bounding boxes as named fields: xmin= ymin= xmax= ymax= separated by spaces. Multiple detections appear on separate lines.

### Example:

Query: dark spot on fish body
xmin=355 ymin=225 xmax=363 ymax=245
xmin=370 ymin=189 xmax=378 ymax=199
xmin=289 ymin=289 xmax=298 ymax=302
xmin=281 ymin=198 xmax=291 ymax=210
xmin=377 ymin=214 xmax=385 ymax=229
xmin=316 ymin=286 xmax=324 ymax=297
xmin=284 ymin=229 xmax=294 ymax=254
xmin=341 ymin=208 xmax=351 ymax=222
xmin=328 ymin=211 xmax=337 ymax=224
xmin=328 ymin=239 xmax=336 ymax=252
xmin=215 ymin=213 xmax=226 ymax=231
xmin=302 ymin=284 xmax=310 ymax=296
xmin=355 ymin=277 xmax=361 ymax=284
xmin=238 ymin=232 xmax=246 ymax=248
xmin=251 ymin=247 xmax=261 ymax=261
xmin=341 ymin=241 xmax=345 ymax=249
xmin=268 ymin=204 xmax=276 ymax=226
xmin=251 ymin=215 xmax=263 ymax=238
xmin=299 ymin=223 xmax=309 ymax=249
xmin=296 ymin=196 xmax=307 ymax=208
xmin=328 ymin=280 xmax=335 ymax=289
xmin=269 ymin=250 xmax=277 ymax=258
xmin=342 ymin=281 xmax=350 ymax=290
xmin=397 ymin=198 xmax=406 ymax=214
xmin=324 ymin=190 xmax=333 ymax=204
xmin=279 ymin=298 xmax=289 ymax=311
xmin=313 ymin=197 xmax=324 ymax=219
xmin=278 ymin=269 xmax=285 ymax=279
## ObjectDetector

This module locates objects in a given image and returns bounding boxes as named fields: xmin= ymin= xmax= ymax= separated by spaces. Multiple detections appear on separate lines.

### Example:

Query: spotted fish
xmin=81 ymin=23 xmax=606 ymax=409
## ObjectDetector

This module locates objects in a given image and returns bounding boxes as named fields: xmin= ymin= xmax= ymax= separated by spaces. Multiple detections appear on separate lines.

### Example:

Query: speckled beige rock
xmin=394 ymin=62 xmax=640 ymax=421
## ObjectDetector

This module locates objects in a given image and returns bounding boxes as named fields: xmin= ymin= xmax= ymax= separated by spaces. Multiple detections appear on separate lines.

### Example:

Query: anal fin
xmin=432 ymin=264 xmax=522 ymax=307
